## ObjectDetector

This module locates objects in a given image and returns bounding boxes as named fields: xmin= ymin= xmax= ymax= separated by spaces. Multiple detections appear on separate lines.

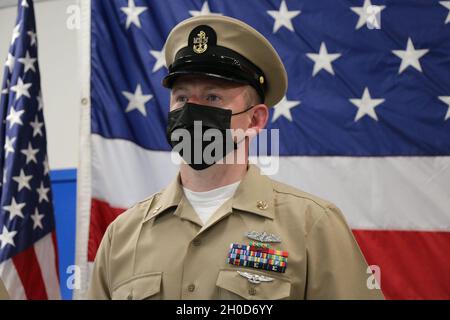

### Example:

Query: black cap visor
xmin=163 ymin=46 xmax=266 ymax=103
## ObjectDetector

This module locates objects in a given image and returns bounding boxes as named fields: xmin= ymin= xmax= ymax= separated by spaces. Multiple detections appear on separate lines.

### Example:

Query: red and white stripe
xmin=0 ymin=232 xmax=60 ymax=300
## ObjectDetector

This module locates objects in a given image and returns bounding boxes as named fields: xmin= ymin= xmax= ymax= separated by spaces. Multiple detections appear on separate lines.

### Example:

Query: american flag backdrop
xmin=76 ymin=0 xmax=450 ymax=299
xmin=0 ymin=0 xmax=60 ymax=300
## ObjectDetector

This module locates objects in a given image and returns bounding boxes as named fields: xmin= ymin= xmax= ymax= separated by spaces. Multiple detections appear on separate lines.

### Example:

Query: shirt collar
xmin=143 ymin=164 xmax=275 ymax=223
xmin=231 ymin=164 xmax=275 ymax=220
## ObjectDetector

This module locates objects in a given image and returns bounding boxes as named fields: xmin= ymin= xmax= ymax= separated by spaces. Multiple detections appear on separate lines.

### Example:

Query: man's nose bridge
xmin=187 ymin=92 xmax=201 ymax=104
xmin=188 ymin=96 xmax=200 ymax=104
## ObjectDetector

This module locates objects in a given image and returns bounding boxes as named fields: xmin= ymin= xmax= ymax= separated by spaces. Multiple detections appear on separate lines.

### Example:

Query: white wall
xmin=0 ymin=0 xmax=80 ymax=170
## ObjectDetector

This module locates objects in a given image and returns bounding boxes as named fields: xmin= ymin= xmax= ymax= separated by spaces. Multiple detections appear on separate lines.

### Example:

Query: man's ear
xmin=249 ymin=104 xmax=269 ymax=134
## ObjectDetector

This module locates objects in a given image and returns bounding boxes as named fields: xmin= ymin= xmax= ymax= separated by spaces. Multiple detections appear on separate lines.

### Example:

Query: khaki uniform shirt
xmin=88 ymin=165 xmax=384 ymax=300
xmin=0 ymin=279 xmax=9 ymax=300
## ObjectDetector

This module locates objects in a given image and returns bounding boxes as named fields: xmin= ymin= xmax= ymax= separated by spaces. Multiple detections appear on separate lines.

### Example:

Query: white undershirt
xmin=183 ymin=181 xmax=241 ymax=225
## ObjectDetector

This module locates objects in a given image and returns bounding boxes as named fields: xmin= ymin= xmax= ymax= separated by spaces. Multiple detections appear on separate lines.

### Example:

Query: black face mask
xmin=166 ymin=102 xmax=253 ymax=170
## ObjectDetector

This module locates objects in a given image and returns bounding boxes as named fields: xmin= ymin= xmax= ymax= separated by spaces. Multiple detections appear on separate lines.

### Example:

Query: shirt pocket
xmin=111 ymin=272 xmax=162 ymax=300
xmin=215 ymin=269 xmax=291 ymax=300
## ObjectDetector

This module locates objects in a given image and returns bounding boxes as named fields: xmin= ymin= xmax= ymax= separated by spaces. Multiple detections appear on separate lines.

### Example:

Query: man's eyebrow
xmin=172 ymin=86 xmax=187 ymax=93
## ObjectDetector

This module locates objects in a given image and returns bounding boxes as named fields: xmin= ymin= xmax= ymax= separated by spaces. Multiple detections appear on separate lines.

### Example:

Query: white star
xmin=149 ymin=46 xmax=166 ymax=73
xmin=28 ymin=31 xmax=37 ymax=46
xmin=5 ymin=53 xmax=15 ymax=73
xmin=31 ymin=209 xmax=45 ymax=230
xmin=30 ymin=115 xmax=44 ymax=137
xmin=21 ymin=142 xmax=39 ymax=164
xmin=11 ymin=24 xmax=20 ymax=45
xmin=0 ymin=226 xmax=17 ymax=249
xmin=12 ymin=169 xmax=33 ymax=192
xmin=37 ymin=182 xmax=50 ymax=203
xmin=1 ymin=79 xmax=10 ymax=95
xmin=122 ymin=84 xmax=153 ymax=116
xmin=120 ymin=0 xmax=147 ymax=29
xmin=6 ymin=106 xmax=25 ymax=129
xmin=4 ymin=136 xmax=16 ymax=158
xmin=18 ymin=51 xmax=37 ymax=73
xmin=349 ymin=87 xmax=385 ymax=121
xmin=267 ymin=0 xmax=301 ymax=33
xmin=392 ymin=38 xmax=429 ymax=74
xmin=438 ymin=96 xmax=450 ymax=121
xmin=272 ymin=96 xmax=301 ymax=122
xmin=43 ymin=156 xmax=50 ymax=175
xmin=440 ymin=1 xmax=450 ymax=24
xmin=189 ymin=1 xmax=222 ymax=16
xmin=10 ymin=77 xmax=32 ymax=100
xmin=21 ymin=0 xmax=29 ymax=7
xmin=306 ymin=42 xmax=342 ymax=76
xmin=3 ymin=197 xmax=26 ymax=220
xmin=37 ymin=93 xmax=43 ymax=111
xmin=350 ymin=0 xmax=386 ymax=30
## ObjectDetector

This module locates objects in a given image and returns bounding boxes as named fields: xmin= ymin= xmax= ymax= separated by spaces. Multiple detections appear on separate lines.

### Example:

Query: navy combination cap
xmin=162 ymin=15 xmax=288 ymax=107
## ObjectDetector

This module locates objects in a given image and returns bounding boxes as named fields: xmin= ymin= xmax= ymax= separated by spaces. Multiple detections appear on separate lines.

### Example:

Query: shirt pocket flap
xmin=112 ymin=272 xmax=162 ymax=300
xmin=216 ymin=269 xmax=291 ymax=300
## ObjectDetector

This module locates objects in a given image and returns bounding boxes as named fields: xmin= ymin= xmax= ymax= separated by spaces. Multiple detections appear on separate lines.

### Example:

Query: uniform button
xmin=188 ymin=284 xmax=196 ymax=292
xmin=248 ymin=287 xmax=257 ymax=296
xmin=256 ymin=200 xmax=268 ymax=210
xmin=193 ymin=239 xmax=201 ymax=246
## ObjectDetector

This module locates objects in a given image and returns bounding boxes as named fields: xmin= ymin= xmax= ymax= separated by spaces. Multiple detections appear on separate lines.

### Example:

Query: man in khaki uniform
xmin=88 ymin=15 xmax=384 ymax=300
xmin=0 ymin=279 xmax=9 ymax=300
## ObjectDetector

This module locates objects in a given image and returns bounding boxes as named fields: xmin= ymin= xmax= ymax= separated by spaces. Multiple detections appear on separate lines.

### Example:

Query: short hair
xmin=244 ymin=85 xmax=263 ymax=106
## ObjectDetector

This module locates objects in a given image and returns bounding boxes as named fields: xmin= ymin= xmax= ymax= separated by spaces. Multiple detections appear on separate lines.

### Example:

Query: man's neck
xmin=180 ymin=163 xmax=248 ymax=192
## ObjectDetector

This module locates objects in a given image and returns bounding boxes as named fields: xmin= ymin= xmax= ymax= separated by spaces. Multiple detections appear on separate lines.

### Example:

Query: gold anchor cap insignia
xmin=193 ymin=30 xmax=208 ymax=54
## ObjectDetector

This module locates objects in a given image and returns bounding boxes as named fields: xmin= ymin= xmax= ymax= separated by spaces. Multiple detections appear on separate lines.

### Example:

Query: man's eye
xmin=176 ymin=96 xmax=188 ymax=102
xmin=206 ymin=94 xmax=221 ymax=102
